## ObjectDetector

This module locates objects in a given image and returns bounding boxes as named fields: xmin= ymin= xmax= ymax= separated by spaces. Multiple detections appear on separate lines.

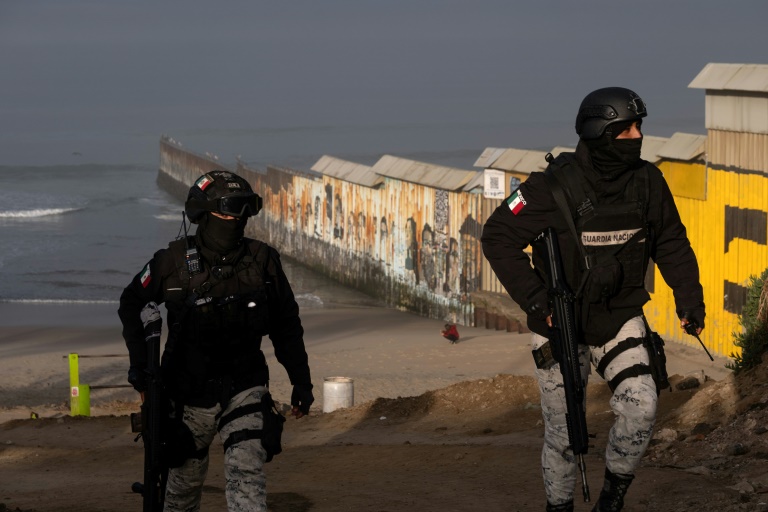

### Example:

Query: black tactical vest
xmin=542 ymin=153 xmax=650 ymax=305
xmin=161 ymin=237 xmax=272 ymax=400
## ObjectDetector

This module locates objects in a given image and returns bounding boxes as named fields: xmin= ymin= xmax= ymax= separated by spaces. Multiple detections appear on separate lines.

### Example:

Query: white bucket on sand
xmin=323 ymin=376 xmax=354 ymax=413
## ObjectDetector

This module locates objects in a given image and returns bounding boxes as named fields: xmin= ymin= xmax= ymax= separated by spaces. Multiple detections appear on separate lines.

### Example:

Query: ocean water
xmin=0 ymin=165 xmax=183 ymax=304
xmin=0 ymin=164 xmax=381 ymax=314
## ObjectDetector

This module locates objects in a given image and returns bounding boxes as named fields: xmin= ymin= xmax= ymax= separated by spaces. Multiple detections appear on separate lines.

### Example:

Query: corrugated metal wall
xmin=478 ymin=171 xmax=533 ymax=296
xmin=707 ymin=130 xmax=768 ymax=173
xmin=236 ymin=161 xmax=484 ymax=325
xmin=480 ymin=196 xmax=506 ymax=295
xmin=645 ymin=161 xmax=768 ymax=355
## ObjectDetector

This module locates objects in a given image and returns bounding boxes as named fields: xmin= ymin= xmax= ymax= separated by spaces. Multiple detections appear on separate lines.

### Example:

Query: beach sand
xmin=0 ymin=302 xmax=751 ymax=512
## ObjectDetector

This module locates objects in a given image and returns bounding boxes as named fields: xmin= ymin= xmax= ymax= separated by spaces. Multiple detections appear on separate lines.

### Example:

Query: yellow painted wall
xmin=645 ymin=162 xmax=768 ymax=357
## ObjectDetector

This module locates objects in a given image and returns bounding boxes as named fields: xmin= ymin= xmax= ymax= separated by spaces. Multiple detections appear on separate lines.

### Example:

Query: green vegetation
xmin=728 ymin=268 xmax=768 ymax=373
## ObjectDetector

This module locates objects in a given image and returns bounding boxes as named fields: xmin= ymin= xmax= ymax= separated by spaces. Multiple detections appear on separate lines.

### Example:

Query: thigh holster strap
xmin=596 ymin=337 xmax=644 ymax=378
xmin=217 ymin=403 xmax=262 ymax=432
xmin=606 ymin=364 xmax=652 ymax=393
xmin=223 ymin=428 xmax=263 ymax=452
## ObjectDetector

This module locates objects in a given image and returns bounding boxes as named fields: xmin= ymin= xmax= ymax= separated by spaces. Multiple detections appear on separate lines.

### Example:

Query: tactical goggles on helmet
xmin=186 ymin=192 xmax=263 ymax=218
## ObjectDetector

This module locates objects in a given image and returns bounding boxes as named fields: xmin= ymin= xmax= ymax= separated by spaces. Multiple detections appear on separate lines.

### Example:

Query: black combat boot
xmin=546 ymin=501 xmax=573 ymax=512
xmin=591 ymin=468 xmax=634 ymax=511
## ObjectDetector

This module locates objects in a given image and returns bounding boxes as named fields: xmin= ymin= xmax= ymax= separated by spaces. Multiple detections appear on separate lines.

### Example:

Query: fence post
xmin=68 ymin=353 xmax=91 ymax=417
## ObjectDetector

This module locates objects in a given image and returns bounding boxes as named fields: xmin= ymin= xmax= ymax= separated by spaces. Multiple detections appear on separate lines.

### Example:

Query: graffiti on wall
xmin=250 ymin=166 xmax=482 ymax=316
xmin=157 ymin=141 xmax=483 ymax=324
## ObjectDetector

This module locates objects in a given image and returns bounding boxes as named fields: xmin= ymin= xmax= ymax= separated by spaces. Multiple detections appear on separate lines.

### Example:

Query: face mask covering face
xmin=611 ymin=138 xmax=643 ymax=166
xmin=586 ymin=131 xmax=643 ymax=176
xmin=198 ymin=213 xmax=246 ymax=254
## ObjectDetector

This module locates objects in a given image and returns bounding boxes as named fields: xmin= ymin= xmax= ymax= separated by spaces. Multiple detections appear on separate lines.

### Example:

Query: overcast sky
xmin=2 ymin=1 xmax=767 ymax=167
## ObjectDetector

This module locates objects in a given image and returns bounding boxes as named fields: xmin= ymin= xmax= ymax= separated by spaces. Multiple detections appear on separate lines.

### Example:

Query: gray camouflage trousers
xmin=532 ymin=316 xmax=657 ymax=506
xmin=164 ymin=386 xmax=269 ymax=512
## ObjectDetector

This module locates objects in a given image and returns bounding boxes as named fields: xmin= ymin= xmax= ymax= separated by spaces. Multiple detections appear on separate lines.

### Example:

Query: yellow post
xmin=68 ymin=353 xmax=91 ymax=416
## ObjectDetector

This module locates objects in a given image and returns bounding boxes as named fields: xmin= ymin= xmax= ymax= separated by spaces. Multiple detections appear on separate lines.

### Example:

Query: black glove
xmin=524 ymin=287 xmax=549 ymax=322
xmin=291 ymin=384 xmax=314 ymax=415
xmin=127 ymin=366 xmax=147 ymax=392
xmin=681 ymin=309 xmax=705 ymax=333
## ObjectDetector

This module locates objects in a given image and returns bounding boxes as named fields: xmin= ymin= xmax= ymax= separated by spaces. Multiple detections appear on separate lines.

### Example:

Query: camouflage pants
xmin=532 ymin=316 xmax=657 ymax=506
xmin=164 ymin=386 xmax=269 ymax=512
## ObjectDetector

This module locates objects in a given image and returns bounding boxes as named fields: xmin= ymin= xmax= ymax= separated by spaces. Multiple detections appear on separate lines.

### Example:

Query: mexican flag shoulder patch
xmin=506 ymin=190 xmax=527 ymax=215
xmin=139 ymin=264 xmax=152 ymax=288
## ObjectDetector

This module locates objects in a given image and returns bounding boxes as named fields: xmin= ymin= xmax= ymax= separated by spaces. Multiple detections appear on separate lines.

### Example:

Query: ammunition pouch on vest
xmin=582 ymin=252 xmax=623 ymax=304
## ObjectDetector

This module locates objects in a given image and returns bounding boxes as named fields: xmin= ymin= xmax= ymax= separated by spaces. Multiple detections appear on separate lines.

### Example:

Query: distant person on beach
xmin=441 ymin=323 xmax=460 ymax=344
xmin=482 ymin=87 xmax=705 ymax=512
xmin=119 ymin=170 xmax=314 ymax=512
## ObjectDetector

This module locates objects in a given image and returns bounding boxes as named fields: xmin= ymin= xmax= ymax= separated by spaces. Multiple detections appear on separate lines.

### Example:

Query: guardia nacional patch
xmin=506 ymin=190 xmax=526 ymax=215
xmin=139 ymin=264 xmax=152 ymax=288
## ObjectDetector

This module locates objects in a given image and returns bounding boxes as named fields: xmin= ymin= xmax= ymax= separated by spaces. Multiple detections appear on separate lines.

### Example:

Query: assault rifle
xmin=130 ymin=302 xmax=168 ymax=511
xmin=539 ymin=227 xmax=590 ymax=503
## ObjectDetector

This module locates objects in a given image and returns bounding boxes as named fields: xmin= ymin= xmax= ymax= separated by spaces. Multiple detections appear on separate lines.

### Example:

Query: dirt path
xmin=2 ymin=371 xmax=767 ymax=512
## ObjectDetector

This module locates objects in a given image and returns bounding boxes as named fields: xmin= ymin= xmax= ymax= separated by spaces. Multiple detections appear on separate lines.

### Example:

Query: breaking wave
xmin=0 ymin=298 xmax=118 ymax=305
xmin=0 ymin=207 xmax=83 ymax=218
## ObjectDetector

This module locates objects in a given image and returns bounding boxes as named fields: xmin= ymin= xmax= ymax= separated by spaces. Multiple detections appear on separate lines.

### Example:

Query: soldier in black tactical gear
xmin=119 ymin=170 xmax=314 ymax=511
xmin=482 ymin=87 xmax=705 ymax=512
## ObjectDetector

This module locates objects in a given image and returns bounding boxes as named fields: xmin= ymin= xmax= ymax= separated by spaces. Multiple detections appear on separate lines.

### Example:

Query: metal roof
xmin=548 ymin=146 xmax=576 ymax=160
xmin=473 ymin=147 xmax=549 ymax=175
xmin=310 ymin=155 xmax=383 ymax=188
xmin=641 ymin=135 xmax=669 ymax=164
xmin=371 ymin=155 xmax=476 ymax=191
xmin=689 ymin=63 xmax=768 ymax=93
xmin=657 ymin=132 xmax=707 ymax=161
xmin=462 ymin=171 xmax=484 ymax=192
xmin=475 ymin=138 xmax=668 ymax=172
xmin=473 ymin=147 xmax=507 ymax=168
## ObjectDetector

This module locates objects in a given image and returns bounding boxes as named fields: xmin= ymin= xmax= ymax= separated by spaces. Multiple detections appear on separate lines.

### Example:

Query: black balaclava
xmin=581 ymin=120 xmax=643 ymax=178
xmin=197 ymin=213 xmax=247 ymax=255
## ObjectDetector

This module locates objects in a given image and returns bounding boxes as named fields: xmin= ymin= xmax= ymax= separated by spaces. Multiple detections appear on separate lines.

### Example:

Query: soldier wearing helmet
xmin=119 ymin=170 xmax=313 ymax=511
xmin=482 ymin=88 xmax=704 ymax=511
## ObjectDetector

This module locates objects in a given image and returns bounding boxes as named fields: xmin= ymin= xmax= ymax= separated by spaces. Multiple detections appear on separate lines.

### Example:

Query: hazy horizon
xmin=3 ymin=1 xmax=767 ymax=169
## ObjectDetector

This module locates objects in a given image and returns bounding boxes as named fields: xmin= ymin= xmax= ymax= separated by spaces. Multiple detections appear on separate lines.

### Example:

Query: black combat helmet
xmin=184 ymin=170 xmax=263 ymax=223
xmin=575 ymin=87 xmax=648 ymax=140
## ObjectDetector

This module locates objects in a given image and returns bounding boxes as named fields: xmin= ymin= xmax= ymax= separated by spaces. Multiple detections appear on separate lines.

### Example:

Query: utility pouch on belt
xmin=260 ymin=392 xmax=286 ymax=462
xmin=532 ymin=341 xmax=558 ymax=370
xmin=643 ymin=324 xmax=671 ymax=394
